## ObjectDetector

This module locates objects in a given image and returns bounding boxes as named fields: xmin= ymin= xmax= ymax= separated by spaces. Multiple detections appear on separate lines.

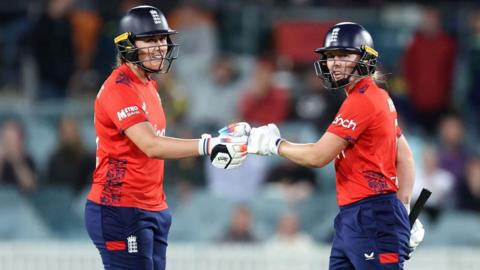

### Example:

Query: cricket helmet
xmin=314 ymin=22 xmax=378 ymax=90
xmin=114 ymin=5 xmax=179 ymax=73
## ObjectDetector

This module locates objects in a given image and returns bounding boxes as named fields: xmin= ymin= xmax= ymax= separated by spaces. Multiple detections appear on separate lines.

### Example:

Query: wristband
xmin=198 ymin=134 xmax=212 ymax=156
xmin=272 ymin=138 xmax=284 ymax=155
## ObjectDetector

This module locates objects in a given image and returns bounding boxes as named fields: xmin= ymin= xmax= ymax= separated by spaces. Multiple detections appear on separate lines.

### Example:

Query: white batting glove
xmin=247 ymin=124 xmax=283 ymax=156
xmin=409 ymin=219 xmax=425 ymax=258
xmin=403 ymin=203 xmax=425 ymax=259
xmin=218 ymin=122 xmax=251 ymax=137
xmin=198 ymin=131 xmax=248 ymax=170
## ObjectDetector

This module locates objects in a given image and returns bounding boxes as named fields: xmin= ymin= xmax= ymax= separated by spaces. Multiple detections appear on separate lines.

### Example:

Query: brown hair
xmin=115 ymin=53 xmax=127 ymax=68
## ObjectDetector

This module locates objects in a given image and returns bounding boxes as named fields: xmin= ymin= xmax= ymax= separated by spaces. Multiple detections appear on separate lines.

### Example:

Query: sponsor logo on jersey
xmin=153 ymin=124 xmax=165 ymax=137
xmin=332 ymin=114 xmax=357 ymax=130
xmin=117 ymin=106 xmax=140 ymax=121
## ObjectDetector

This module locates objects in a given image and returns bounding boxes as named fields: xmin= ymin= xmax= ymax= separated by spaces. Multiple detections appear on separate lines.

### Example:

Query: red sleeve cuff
xmin=117 ymin=116 xmax=148 ymax=133
xmin=326 ymin=128 xmax=357 ymax=144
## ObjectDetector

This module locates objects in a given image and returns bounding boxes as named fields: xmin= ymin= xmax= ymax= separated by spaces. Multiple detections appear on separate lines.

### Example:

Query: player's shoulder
xmin=350 ymin=79 xmax=386 ymax=105
xmin=350 ymin=77 xmax=377 ymax=95
xmin=99 ymin=68 xmax=135 ymax=96
xmin=95 ymin=72 xmax=141 ymax=112
xmin=107 ymin=67 xmax=134 ymax=88
xmin=345 ymin=86 xmax=375 ymax=106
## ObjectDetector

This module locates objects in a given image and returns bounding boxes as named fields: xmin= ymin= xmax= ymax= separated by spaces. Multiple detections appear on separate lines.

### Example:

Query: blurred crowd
xmin=0 ymin=0 xmax=479 ymax=246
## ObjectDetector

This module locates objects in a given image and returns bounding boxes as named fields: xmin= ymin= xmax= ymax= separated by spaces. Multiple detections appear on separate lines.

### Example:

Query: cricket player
xmin=84 ymin=5 xmax=248 ymax=270
xmin=247 ymin=22 xmax=425 ymax=269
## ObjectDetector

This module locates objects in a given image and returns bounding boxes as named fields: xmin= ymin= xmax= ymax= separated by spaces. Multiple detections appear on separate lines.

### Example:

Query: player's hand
xmin=408 ymin=218 xmax=425 ymax=259
xmin=198 ymin=133 xmax=248 ymax=170
xmin=247 ymin=123 xmax=283 ymax=156
xmin=218 ymin=122 xmax=251 ymax=137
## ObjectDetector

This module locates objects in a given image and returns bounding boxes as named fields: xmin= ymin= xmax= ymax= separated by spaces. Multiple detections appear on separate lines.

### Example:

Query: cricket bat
xmin=408 ymin=188 xmax=432 ymax=228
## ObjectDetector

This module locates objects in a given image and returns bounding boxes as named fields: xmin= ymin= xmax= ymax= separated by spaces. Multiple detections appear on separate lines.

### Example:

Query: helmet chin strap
xmin=136 ymin=54 xmax=169 ymax=74
xmin=138 ymin=62 xmax=161 ymax=74
xmin=329 ymin=67 xmax=357 ymax=90
xmin=330 ymin=62 xmax=370 ymax=91
xmin=134 ymin=45 xmax=170 ymax=74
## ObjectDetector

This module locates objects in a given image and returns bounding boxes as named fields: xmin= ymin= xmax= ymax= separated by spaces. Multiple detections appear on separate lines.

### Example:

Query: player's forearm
xmin=143 ymin=136 xmax=200 ymax=159
xmin=278 ymin=141 xmax=330 ymax=168
xmin=278 ymin=132 xmax=345 ymax=168
xmin=396 ymin=156 xmax=415 ymax=204
xmin=125 ymin=122 xmax=201 ymax=159
xmin=396 ymin=136 xmax=415 ymax=204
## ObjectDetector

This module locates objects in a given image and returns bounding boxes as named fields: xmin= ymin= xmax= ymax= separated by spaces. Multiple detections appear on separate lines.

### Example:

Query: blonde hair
xmin=372 ymin=71 xmax=388 ymax=89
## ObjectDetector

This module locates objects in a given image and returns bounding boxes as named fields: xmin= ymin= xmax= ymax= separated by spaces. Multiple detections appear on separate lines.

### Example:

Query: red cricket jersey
xmin=327 ymin=77 xmax=402 ymax=206
xmin=87 ymin=64 xmax=168 ymax=211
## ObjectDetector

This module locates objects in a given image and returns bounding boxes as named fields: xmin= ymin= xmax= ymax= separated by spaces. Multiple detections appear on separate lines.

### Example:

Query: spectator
xmin=154 ymin=72 xmax=188 ymax=125
xmin=0 ymin=119 xmax=36 ymax=193
xmin=292 ymin=68 xmax=345 ymax=131
xmin=30 ymin=0 xmax=75 ymax=100
xmin=239 ymin=59 xmax=291 ymax=125
xmin=266 ymin=211 xmax=315 ymax=250
xmin=412 ymin=144 xmax=454 ymax=223
xmin=437 ymin=113 xmax=469 ymax=188
xmin=68 ymin=1 xmax=103 ymax=97
xmin=206 ymin=155 xmax=268 ymax=203
xmin=46 ymin=117 xmax=94 ymax=194
xmin=0 ymin=11 xmax=32 ymax=92
xmin=403 ymin=6 xmax=456 ymax=134
xmin=457 ymin=156 xmax=480 ymax=213
xmin=464 ymin=9 xmax=480 ymax=139
xmin=218 ymin=205 xmax=257 ymax=243
xmin=168 ymin=2 xmax=218 ymax=90
xmin=182 ymin=55 xmax=246 ymax=127
xmin=264 ymin=161 xmax=317 ymax=203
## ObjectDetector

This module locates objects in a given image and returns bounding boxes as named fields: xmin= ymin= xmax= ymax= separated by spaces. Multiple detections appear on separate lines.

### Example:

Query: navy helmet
xmin=114 ymin=5 xmax=179 ymax=73
xmin=314 ymin=22 xmax=378 ymax=90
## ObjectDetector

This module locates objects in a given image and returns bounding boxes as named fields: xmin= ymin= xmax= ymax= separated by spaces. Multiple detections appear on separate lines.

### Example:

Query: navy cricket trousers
xmin=85 ymin=200 xmax=172 ymax=270
xmin=329 ymin=193 xmax=411 ymax=270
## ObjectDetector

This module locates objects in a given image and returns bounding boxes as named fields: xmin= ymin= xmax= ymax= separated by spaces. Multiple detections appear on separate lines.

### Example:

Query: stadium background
xmin=0 ymin=0 xmax=479 ymax=269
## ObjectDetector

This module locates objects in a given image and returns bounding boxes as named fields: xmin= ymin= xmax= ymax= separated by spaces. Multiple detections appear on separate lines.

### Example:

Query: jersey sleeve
xmin=99 ymin=84 xmax=147 ymax=132
xmin=327 ymin=94 xmax=374 ymax=144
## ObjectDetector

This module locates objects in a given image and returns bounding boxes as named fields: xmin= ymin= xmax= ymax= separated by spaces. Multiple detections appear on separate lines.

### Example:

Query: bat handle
xmin=408 ymin=188 xmax=432 ymax=228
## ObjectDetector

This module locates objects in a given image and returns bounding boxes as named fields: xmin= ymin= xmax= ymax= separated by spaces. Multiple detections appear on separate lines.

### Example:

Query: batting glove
xmin=409 ymin=219 xmax=425 ymax=258
xmin=247 ymin=124 xmax=283 ymax=156
xmin=218 ymin=122 xmax=251 ymax=137
xmin=198 ymin=132 xmax=248 ymax=170
xmin=403 ymin=203 xmax=425 ymax=259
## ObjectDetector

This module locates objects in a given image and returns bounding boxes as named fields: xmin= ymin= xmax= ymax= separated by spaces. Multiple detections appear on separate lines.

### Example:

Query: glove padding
xmin=247 ymin=124 xmax=283 ymax=156
xmin=403 ymin=203 xmax=425 ymax=259
xmin=198 ymin=123 xmax=249 ymax=169
xmin=218 ymin=122 xmax=251 ymax=137
xmin=210 ymin=142 xmax=247 ymax=169
xmin=408 ymin=219 xmax=425 ymax=259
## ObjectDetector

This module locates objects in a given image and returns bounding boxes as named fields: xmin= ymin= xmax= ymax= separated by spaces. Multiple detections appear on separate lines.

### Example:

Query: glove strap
xmin=272 ymin=138 xmax=284 ymax=155
xmin=198 ymin=134 xmax=212 ymax=156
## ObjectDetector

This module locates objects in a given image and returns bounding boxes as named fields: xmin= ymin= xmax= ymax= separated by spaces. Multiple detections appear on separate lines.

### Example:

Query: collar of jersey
xmin=119 ymin=64 xmax=151 ymax=85
xmin=348 ymin=76 xmax=374 ymax=94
